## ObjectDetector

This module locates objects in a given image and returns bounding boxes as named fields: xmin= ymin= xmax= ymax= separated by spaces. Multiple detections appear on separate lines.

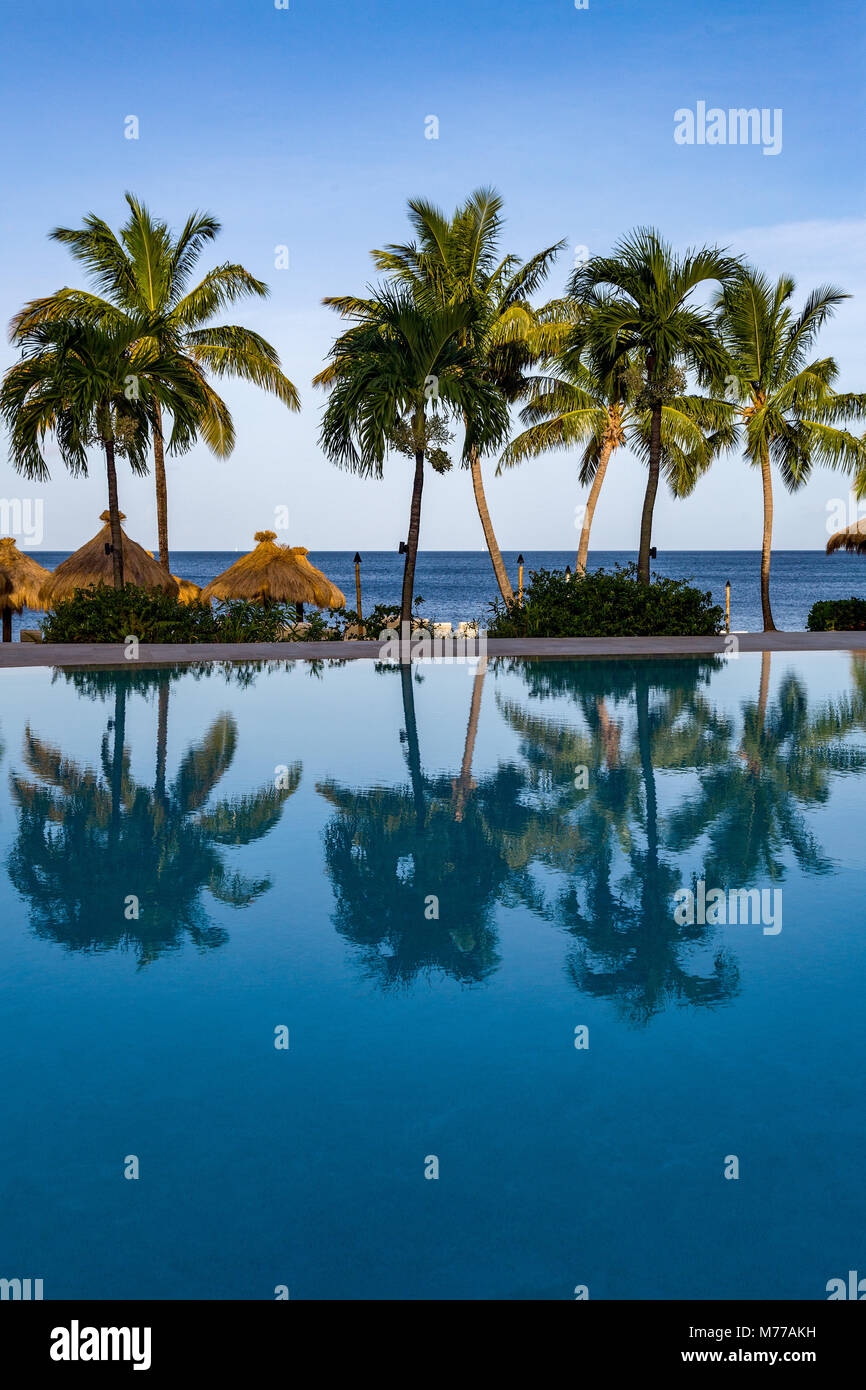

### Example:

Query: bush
xmin=486 ymin=564 xmax=724 ymax=638
xmin=806 ymin=597 xmax=866 ymax=631
xmin=43 ymin=585 xmax=304 ymax=644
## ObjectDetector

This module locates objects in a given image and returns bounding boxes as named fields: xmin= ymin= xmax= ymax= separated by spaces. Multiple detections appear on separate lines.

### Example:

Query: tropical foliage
xmin=9 ymin=194 xmax=299 ymax=571
xmin=714 ymin=267 xmax=866 ymax=629
xmin=487 ymin=563 xmax=724 ymax=637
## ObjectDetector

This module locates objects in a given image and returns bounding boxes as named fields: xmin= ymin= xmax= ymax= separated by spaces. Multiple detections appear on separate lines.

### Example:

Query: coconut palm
xmin=0 ymin=318 xmax=204 ymax=586
xmin=714 ymin=268 xmax=866 ymax=630
xmin=10 ymin=195 xmax=300 ymax=572
xmin=318 ymin=284 xmax=509 ymax=625
xmin=569 ymin=228 xmax=740 ymax=583
xmin=500 ymin=341 xmax=736 ymax=573
xmin=368 ymin=189 xmax=568 ymax=602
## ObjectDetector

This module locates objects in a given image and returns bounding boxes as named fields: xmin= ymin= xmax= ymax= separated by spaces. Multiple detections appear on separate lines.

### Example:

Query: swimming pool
xmin=1 ymin=652 xmax=863 ymax=1299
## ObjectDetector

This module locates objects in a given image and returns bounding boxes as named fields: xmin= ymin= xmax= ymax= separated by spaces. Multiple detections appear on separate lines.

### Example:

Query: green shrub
xmin=43 ymin=585 xmax=305 ymax=644
xmin=806 ymin=597 xmax=866 ymax=631
xmin=486 ymin=564 xmax=724 ymax=638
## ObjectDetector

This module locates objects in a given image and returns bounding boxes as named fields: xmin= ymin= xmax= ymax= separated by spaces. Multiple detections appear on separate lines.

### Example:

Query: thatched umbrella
xmin=173 ymin=576 xmax=203 ymax=605
xmin=827 ymin=519 xmax=866 ymax=554
xmin=0 ymin=537 xmax=51 ymax=642
xmin=201 ymin=531 xmax=346 ymax=617
xmin=142 ymin=550 xmax=200 ymax=605
xmin=40 ymin=512 xmax=178 ymax=605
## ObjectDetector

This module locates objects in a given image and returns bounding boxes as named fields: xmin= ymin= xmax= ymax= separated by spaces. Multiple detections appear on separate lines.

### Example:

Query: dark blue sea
xmin=10 ymin=549 xmax=866 ymax=638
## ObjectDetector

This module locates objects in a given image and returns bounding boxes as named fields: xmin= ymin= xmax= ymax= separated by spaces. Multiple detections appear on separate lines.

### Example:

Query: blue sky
xmin=1 ymin=0 xmax=864 ymax=551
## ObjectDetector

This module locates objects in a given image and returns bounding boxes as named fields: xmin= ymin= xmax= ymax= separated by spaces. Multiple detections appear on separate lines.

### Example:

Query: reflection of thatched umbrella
xmin=201 ymin=531 xmax=345 ymax=617
xmin=40 ymin=512 xmax=178 ymax=604
xmin=827 ymin=519 xmax=866 ymax=554
xmin=0 ymin=537 xmax=51 ymax=641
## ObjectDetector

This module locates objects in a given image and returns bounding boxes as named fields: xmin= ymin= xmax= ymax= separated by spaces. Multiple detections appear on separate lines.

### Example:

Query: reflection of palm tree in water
xmin=8 ymin=669 xmax=301 ymax=963
xmin=666 ymin=652 xmax=866 ymax=883
xmin=500 ymin=659 xmax=742 ymax=1025
xmin=319 ymin=658 xmax=541 ymax=986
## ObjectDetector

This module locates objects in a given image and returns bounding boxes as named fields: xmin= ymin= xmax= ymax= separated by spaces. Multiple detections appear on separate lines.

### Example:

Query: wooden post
xmin=726 ymin=580 xmax=731 ymax=635
xmin=353 ymin=552 xmax=362 ymax=620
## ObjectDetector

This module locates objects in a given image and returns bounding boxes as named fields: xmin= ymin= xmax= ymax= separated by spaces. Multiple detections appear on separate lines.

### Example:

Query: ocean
xmin=8 ymin=549 xmax=866 ymax=639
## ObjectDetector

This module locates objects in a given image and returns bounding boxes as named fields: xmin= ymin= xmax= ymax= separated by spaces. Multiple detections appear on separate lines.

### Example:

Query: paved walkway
xmin=2 ymin=631 xmax=866 ymax=669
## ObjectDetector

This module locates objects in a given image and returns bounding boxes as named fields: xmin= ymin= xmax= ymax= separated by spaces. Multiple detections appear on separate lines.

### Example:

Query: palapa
xmin=173 ymin=576 xmax=203 ymax=605
xmin=826 ymin=519 xmax=866 ymax=555
xmin=0 ymin=537 xmax=52 ymax=641
xmin=201 ymin=532 xmax=346 ymax=610
xmin=40 ymin=512 xmax=178 ymax=604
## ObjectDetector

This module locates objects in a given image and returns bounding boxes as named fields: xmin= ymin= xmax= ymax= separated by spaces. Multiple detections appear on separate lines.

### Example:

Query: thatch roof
xmin=827 ymin=519 xmax=866 ymax=555
xmin=201 ymin=532 xmax=346 ymax=609
xmin=40 ymin=512 xmax=179 ymax=604
xmin=0 ymin=537 xmax=51 ymax=612
xmin=173 ymin=576 xmax=203 ymax=605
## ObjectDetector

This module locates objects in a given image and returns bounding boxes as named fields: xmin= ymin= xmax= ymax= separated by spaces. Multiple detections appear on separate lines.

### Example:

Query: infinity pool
xmin=0 ymin=653 xmax=864 ymax=1299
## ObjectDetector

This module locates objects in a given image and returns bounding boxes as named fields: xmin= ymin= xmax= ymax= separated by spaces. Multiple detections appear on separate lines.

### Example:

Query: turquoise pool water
xmin=0 ymin=653 xmax=864 ymax=1300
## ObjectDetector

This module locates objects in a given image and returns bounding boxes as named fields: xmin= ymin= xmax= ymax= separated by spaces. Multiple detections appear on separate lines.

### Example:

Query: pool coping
xmin=2 ymin=631 xmax=866 ymax=669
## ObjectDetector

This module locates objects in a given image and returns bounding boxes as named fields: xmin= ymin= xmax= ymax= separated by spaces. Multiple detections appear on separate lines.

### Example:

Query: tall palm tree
xmin=370 ymin=189 xmax=568 ymax=602
xmin=714 ymin=268 xmax=866 ymax=630
xmin=0 ymin=318 xmax=203 ymax=586
xmin=569 ymin=228 xmax=740 ymax=583
xmin=318 ymin=284 xmax=509 ymax=625
xmin=10 ymin=194 xmax=300 ymax=572
xmin=500 ymin=342 xmax=735 ymax=573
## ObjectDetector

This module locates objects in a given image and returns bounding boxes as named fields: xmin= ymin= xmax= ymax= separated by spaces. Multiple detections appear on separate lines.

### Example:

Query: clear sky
xmin=1 ymin=0 xmax=864 ymax=552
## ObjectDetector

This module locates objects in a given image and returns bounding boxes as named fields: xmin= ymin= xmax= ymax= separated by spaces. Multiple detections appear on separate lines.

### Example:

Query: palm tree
xmin=10 ymin=195 xmax=300 ymax=572
xmin=0 ymin=318 xmax=203 ymax=586
xmin=500 ymin=341 xmax=735 ymax=573
xmin=569 ymin=228 xmax=740 ymax=582
xmin=714 ymin=268 xmax=866 ymax=630
xmin=318 ymin=284 xmax=509 ymax=626
xmin=370 ymin=189 xmax=568 ymax=602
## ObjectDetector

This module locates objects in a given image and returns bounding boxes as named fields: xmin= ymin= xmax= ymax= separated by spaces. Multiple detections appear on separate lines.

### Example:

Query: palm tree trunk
xmin=468 ymin=444 xmax=514 ymax=604
xmin=104 ymin=438 xmax=125 ymax=588
xmin=637 ymin=401 xmax=661 ymax=585
xmin=759 ymin=447 xmax=776 ymax=631
xmin=577 ymin=436 xmax=614 ymax=575
xmin=152 ymin=401 xmax=171 ymax=574
xmin=400 ymin=447 xmax=425 ymax=626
